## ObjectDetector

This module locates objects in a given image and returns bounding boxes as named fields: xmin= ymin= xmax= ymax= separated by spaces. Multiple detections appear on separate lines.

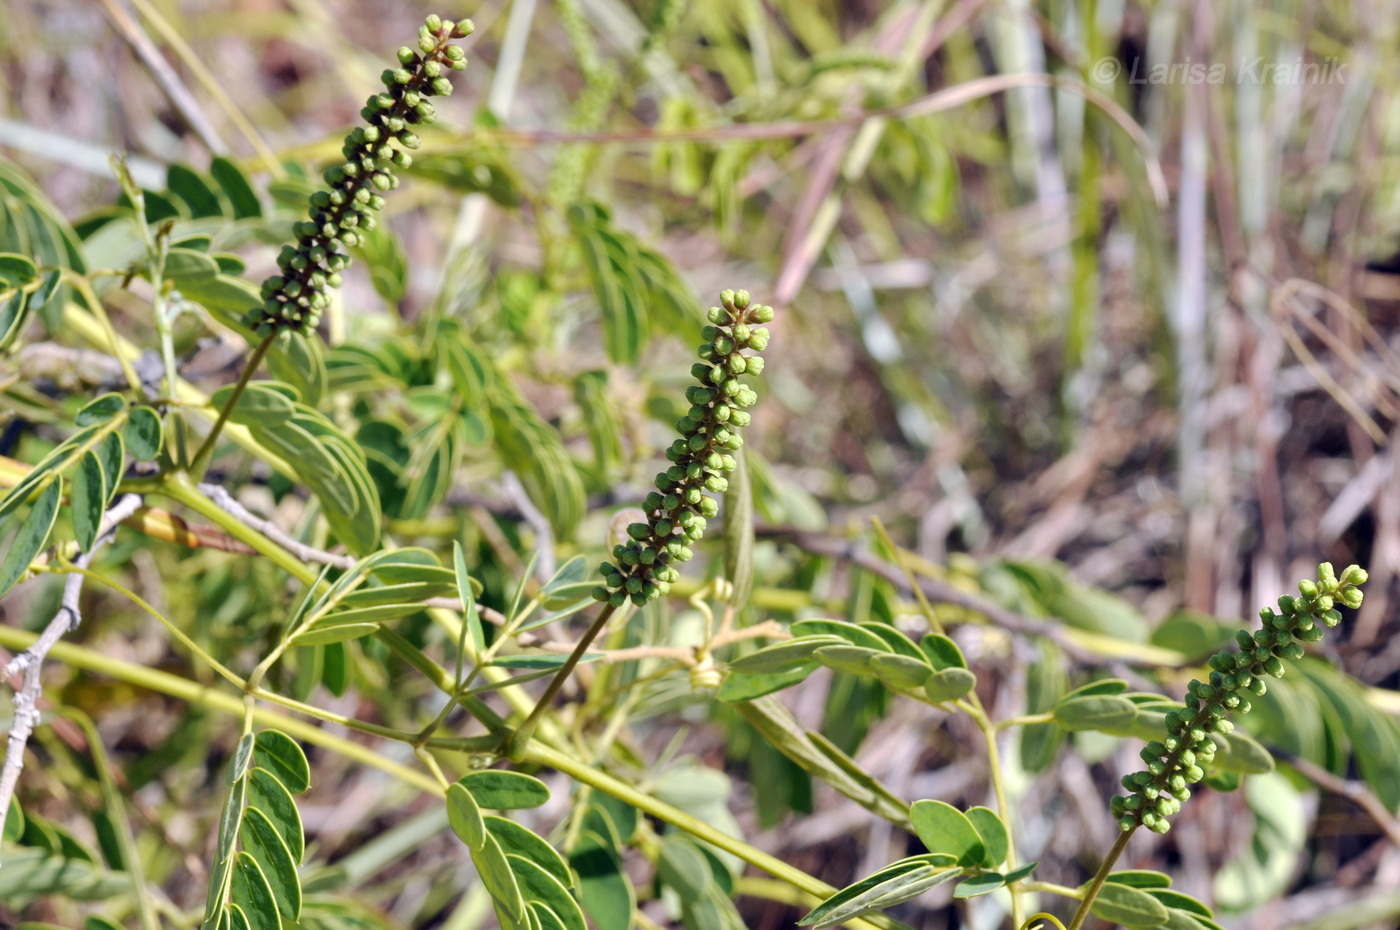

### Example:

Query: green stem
xmin=61 ymin=709 xmax=161 ymax=930
xmin=64 ymin=272 xmax=143 ymax=393
xmin=1066 ymin=828 xmax=1134 ymax=930
xmin=995 ymin=712 xmax=1057 ymax=731
xmin=0 ymin=625 xmax=442 ymax=795
xmin=1021 ymin=881 xmax=1083 ymax=900
xmin=878 ymin=518 xmax=1024 ymax=925
xmin=967 ymin=702 xmax=1023 ymax=929
xmin=189 ymin=336 xmax=273 ymax=476
xmin=158 ymin=471 xmax=317 ymax=584
xmin=506 ymin=603 xmax=617 ymax=758
xmin=58 ymin=563 xmax=245 ymax=687
xmin=520 ymin=741 xmax=902 ymax=930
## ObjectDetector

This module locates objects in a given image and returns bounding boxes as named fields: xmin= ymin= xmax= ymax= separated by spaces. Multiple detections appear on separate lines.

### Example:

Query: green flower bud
xmin=752 ymin=304 xmax=775 ymax=323
xmin=397 ymin=46 xmax=417 ymax=64
xmin=1340 ymin=564 xmax=1367 ymax=586
xmin=592 ymin=586 xmax=610 ymax=602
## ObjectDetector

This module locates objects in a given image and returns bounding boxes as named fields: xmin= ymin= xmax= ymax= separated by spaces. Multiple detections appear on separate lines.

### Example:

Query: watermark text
xmin=1091 ymin=56 xmax=1347 ymax=86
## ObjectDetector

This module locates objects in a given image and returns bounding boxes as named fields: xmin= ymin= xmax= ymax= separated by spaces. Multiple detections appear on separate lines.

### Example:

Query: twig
xmin=0 ymin=493 xmax=143 ymax=856
xmin=93 ymin=0 xmax=228 ymax=154
xmin=762 ymin=526 xmax=1105 ymax=663
xmin=197 ymin=482 xmax=355 ymax=571
xmin=194 ymin=481 xmax=509 ymax=625
xmin=525 ymin=619 xmax=789 ymax=665
xmin=1278 ymin=750 xmax=1400 ymax=847
xmin=502 ymin=471 xmax=555 ymax=580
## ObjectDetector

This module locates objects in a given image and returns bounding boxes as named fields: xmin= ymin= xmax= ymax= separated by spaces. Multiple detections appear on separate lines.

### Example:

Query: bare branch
xmin=197 ymin=482 xmax=356 ymax=571
xmin=0 ymin=493 xmax=143 ymax=856
xmin=195 ymin=482 xmax=508 ymax=624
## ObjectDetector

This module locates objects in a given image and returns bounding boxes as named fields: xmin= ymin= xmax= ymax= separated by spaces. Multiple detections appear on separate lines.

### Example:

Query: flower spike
xmin=244 ymin=15 xmax=474 ymax=337
xmin=592 ymin=290 xmax=774 ymax=606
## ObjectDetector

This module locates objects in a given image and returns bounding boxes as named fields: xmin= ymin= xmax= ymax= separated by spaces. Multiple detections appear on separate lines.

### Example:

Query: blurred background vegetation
xmin=2 ymin=0 xmax=1400 ymax=928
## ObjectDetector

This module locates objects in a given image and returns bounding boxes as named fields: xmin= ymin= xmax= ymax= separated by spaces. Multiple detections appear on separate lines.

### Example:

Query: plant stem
xmin=877 ymin=517 xmax=1024 ymax=926
xmin=505 ymin=603 xmax=616 ymax=757
xmin=57 ymin=563 xmax=245 ymax=687
xmin=189 ymin=335 xmax=273 ymax=476
xmin=967 ymin=702 xmax=1023 ymax=929
xmin=520 ymin=741 xmax=902 ymax=930
xmin=63 ymin=302 xmax=296 ymax=476
xmin=159 ymin=472 xmax=317 ymax=584
xmin=0 ymin=625 xmax=443 ymax=795
xmin=1066 ymin=828 xmax=1134 ymax=930
xmin=995 ymin=712 xmax=1057 ymax=731
xmin=60 ymin=710 xmax=160 ymax=930
xmin=65 ymin=272 xmax=143 ymax=392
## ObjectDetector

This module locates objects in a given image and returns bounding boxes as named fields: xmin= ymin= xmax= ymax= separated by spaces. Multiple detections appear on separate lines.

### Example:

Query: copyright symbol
xmin=1092 ymin=57 xmax=1122 ymax=83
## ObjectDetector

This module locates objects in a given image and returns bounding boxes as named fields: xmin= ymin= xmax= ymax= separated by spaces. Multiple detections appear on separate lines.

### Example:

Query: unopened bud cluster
xmin=244 ymin=15 xmax=473 ymax=337
xmin=592 ymin=290 xmax=774 ymax=608
xmin=1111 ymin=563 xmax=1367 ymax=834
